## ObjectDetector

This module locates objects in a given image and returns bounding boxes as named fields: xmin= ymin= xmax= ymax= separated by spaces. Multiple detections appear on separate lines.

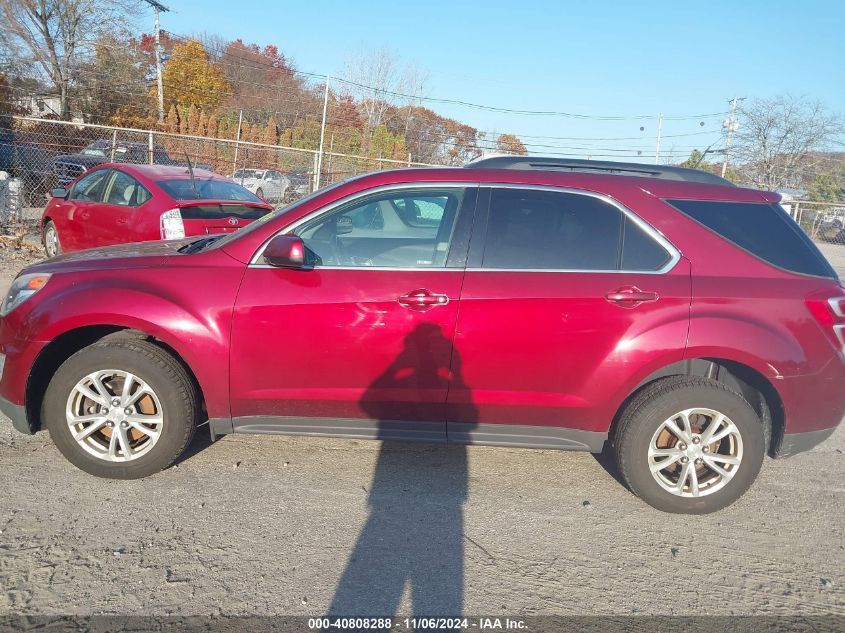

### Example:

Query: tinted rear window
xmin=483 ymin=188 xmax=622 ymax=270
xmin=180 ymin=204 xmax=269 ymax=220
xmin=158 ymin=179 xmax=261 ymax=202
xmin=667 ymin=199 xmax=835 ymax=278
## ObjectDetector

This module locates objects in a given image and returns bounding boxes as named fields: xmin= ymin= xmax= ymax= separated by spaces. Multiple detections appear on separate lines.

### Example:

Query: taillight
xmin=160 ymin=209 xmax=185 ymax=240
xmin=806 ymin=292 xmax=845 ymax=354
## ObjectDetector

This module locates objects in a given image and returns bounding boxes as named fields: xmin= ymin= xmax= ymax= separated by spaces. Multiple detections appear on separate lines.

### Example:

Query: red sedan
xmin=41 ymin=164 xmax=274 ymax=256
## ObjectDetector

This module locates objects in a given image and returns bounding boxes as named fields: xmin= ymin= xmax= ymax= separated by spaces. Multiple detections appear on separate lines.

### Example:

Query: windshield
xmin=157 ymin=179 xmax=262 ymax=202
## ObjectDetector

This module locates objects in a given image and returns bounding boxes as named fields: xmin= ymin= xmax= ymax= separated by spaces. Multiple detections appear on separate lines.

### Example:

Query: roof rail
xmin=465 ymin=156 xmax=735 ymax=186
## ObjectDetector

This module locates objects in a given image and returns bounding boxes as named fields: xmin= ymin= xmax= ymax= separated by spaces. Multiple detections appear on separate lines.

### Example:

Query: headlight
xmin=0 ymin=273 xmax=51 ymax=317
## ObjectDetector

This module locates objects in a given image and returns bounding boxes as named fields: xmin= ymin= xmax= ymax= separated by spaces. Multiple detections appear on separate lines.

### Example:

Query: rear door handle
xmin=398 ymin=289 xmax=450 ymax=311
xmin=605 ymin=286 xmax=659 ymax=306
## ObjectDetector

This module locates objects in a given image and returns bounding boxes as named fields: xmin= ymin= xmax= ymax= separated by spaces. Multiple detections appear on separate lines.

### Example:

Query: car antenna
xmin=184 ymin=150 xmax=199 ymax=197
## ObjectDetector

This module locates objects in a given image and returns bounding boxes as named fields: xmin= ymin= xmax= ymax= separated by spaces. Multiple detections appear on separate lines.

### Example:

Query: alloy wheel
xmin=647 ymin=407 xmax=743 ymax=498
xmin=45 ymin=225 xmax=59 ymax=257
xmin=65 ymin=369 xmax=164 ymax=462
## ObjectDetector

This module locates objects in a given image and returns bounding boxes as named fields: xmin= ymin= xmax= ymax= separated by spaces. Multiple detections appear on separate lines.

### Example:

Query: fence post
xmin=327 ymin=133 xmax=334 ymax=184
xmin=232 ymin=109 xmax=243 ymax=175
xmin=110 ymin=129 xmax=117 ymax=161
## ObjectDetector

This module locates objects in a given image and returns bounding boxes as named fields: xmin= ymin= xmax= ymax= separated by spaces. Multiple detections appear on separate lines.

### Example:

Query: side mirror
xmin=263 ymin=235 xmax=308 ymax=269
xmin=51 ymin=187 xmax=68 ymax=199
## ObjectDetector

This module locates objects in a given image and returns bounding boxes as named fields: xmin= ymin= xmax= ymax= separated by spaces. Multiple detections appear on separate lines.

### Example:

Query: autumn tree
xmin=77 ymin=33 xmax=150 ymax=125
xmin=0 ymin=0 xmax=135 ymax=120
xmin=331 ymin=95 xmax=364 ymax=130
xmin=734 ymin=95 xmax=843 ymax=191
xmin=496 ymin=133 xmax=527 ymax=155
xmin=217 ymin=39 xmax=314 ymax=128
xmin=160 ymin=39 xmax=229 ymax=110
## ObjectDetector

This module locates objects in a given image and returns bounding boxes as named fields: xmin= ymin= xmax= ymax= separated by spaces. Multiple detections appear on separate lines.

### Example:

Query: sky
xmin=149 ymin=0 xmax=845 ymax=162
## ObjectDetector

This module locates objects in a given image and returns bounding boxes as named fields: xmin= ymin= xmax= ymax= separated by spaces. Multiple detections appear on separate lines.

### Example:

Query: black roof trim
xmin=466 ymin=156 xmax=735 ymax=186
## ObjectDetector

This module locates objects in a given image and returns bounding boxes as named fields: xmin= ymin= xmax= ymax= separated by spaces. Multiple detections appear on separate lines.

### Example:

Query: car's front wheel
xmin=43 ymin=220 xmax=62 ymax=258
xmin=614 ymin=376 xmax=764 ymax=513
xmin=43 ymin=338 xmax=197 ymax=479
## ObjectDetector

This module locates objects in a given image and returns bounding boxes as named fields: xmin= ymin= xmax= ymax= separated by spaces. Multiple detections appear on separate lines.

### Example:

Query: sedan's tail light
xmin=806 ymin=292 xmax=845 ymax=354
xmin=160 ymin=209 xmax=185 ymax=240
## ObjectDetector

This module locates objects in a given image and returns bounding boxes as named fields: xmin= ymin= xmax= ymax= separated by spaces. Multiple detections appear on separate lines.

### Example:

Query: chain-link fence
xmin=0 ymin=115 xmax=436 ymax=220
xmin=786 ymin=200 xmax=845 ymax=247
xmin=2 ymin=114 xmax=844 ymax=273
xmin=783 ymin=200 xmax=845 ymax=276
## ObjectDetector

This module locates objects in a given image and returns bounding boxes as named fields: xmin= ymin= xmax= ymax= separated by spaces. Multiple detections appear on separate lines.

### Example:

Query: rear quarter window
xmin=666 ymin=199 xmax=836 ymax=279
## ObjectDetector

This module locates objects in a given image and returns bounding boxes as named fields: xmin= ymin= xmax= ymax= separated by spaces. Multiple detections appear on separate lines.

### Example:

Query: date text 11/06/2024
xmin=308 ymin=617 xmax=527 ymax=630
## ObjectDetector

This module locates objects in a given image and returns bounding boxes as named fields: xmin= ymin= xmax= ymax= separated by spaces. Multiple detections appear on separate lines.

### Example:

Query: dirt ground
xmin=0 ymin=242 xmax=844 ymax=619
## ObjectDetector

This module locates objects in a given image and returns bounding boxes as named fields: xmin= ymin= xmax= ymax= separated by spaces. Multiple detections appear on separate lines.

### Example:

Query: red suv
xmin=41 ymin=164 xmax=273 ymax=257
xmin=2 ymin=157 xmax=843 ymax=513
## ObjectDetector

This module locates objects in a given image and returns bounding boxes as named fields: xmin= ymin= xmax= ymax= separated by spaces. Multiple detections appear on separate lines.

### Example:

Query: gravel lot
xmin=1 ymin=242 xmax=844 ymax=619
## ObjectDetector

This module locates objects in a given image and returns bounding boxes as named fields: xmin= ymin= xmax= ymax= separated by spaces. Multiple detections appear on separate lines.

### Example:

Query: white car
xmin=231 ymin=169 xmax=290 ymax=203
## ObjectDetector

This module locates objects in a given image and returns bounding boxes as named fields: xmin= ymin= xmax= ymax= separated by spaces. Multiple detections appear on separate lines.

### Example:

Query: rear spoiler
xmin=173 ymin=199 xmax=273 ymax=210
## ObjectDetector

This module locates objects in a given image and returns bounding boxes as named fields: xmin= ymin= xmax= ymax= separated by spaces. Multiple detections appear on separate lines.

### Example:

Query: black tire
xmin=43 ymin=338 xmax=197 ymax=479
xmin=614 ymin=376 xmax=764 ymax=514
xmin=256 ymin=187 xmax=264 ymax=200
xmin=43 ymin=220 xmax=62 ymax=257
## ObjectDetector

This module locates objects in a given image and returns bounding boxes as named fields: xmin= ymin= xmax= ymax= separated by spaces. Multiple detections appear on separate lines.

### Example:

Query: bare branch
xmin=734 ymin=95 xmax=843 ymax=191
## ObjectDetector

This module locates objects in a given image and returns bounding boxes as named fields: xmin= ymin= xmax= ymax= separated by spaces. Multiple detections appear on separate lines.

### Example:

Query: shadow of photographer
xmin=327 ymin=323 xmax=477 ymax=622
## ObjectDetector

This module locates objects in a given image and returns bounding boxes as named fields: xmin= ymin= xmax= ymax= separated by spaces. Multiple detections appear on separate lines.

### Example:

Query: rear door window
xmin=481 ymin=188 xmax=674 ymax=271
xmin=103 ymin=170 xmax=149 ymax=207
xmin=667 ymin=199 xmax=836 ymax=278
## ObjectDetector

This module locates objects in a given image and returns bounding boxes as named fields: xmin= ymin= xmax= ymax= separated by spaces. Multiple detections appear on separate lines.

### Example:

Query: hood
xmin=25 ymin=238 xmax=194 ymax=275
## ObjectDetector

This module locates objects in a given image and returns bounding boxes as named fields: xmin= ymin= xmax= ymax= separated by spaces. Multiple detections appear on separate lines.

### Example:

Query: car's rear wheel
xmin=43 ymin=220 xmax=61 ymax=257
xmin=614 ymin=376 xmax=764 ymax=513
xmin=43 ymin=338 xmax=197 ymax=479
xmin=256 ymin=187 xmax=265 ymax=200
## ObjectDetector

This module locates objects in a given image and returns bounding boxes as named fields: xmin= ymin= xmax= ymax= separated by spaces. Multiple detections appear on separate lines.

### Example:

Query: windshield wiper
xmin=178 ymin=236 xmax=223 ymax=254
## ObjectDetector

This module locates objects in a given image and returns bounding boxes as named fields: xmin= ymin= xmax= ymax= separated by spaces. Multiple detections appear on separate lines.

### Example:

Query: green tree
xmin=808 ymin=170 xmax=844 ymax=202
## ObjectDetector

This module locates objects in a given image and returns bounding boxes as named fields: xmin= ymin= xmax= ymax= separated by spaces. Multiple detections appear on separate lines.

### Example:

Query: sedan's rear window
xmin=158 ymin=179 xmax=261 ymax=203
xmin=667 ymin=199 xmax=835 ymax=279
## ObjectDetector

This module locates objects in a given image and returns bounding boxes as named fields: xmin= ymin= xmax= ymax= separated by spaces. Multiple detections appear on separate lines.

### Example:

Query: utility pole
xmin=143 ymin=1 xmax=170 ymax=123
xmin=232 ymin=109 xmax=243 ymax=174
xmin=315 ymin=75 xmax=330 ymax=190
xmin=721 ymin=96 xmax=744 ymax=177
xmin=654 ymin=113 xmax=664 ymax=164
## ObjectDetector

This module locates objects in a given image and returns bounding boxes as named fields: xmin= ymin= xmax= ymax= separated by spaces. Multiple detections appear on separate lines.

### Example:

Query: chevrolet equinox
xmin=1 ymin=157 xmax=843 ymax=514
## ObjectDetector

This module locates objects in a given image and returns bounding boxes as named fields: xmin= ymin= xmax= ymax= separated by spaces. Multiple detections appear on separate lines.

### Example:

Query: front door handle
xmin=605 ymin=286 xmax=659 ymax=306
xmin=398 ymin=289 xmax=450 ymax=311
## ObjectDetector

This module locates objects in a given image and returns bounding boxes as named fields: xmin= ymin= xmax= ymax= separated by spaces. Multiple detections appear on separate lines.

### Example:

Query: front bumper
xmin=0 ymin=393 xmax=31 ymax=434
